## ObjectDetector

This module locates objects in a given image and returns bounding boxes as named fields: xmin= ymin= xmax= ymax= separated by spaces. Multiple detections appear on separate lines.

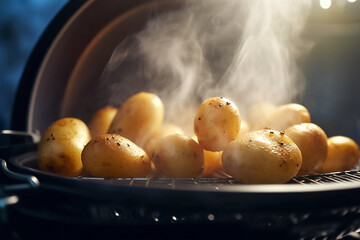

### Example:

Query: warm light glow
xmin=348 ymin=0 xmax=357 ymax=3
xmin=320 ymin=0 xmax=332 ymax=9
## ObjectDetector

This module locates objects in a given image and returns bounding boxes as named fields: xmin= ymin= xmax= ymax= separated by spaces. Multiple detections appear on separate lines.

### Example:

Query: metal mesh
xmin=76 ymin=169 xmax=360 ymax=188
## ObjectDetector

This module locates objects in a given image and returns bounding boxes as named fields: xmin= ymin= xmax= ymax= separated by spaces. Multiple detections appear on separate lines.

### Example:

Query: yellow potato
xmin=38 ymin=118 xmax=91 ymax=176
xmin=239 ymin=120 xmax=250 ymax=136
xmin=202 ymin=150 xmax=223 ymax=176
xmin=247 ymin=102 xmax=276 ymax=130
xmin=88 ymin=106 xmax=117 ymax=137
xmin=285 ymin=123 xmax=328 ymax=175
xmin=108 ymin=92 xmax=164 ymax=148
xmin=222 ymin=129 xmax=302 ymax=184
xmin=194 ymin=97 xmax=241 ymax=151
xmin=253 ymin=103 xmax=311 ymax=131
xmin=153 ymin=134 xmax=204 ymax=177
xmin=145 ymin=124 xmax=184 ymax=159
xmin=316 ymin=136 xmax=360 ymax=173
xmin=81 ymin=134 xmax=151 ymax=178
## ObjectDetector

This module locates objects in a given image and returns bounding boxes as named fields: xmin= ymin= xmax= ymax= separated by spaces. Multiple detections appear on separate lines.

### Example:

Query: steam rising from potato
xmin=108 ymin=92 xmax=164 ymax=148
xmin=316 ymin=136 xmax=360 ymax=173
xmin=153 ymin=134 xmax=204 ymax=178
xmin=253 ymin=103 xmax=310 ymax=131
xmin=285 ymin=123 xmax=328 ymax=176
xmin=82 ymin=134 xmax=151 ymax=178
xmin=194 ymin=97 xmax=241 ymax=151
xmin=38 ymin=118 xmax=91 ymax=176
xmin=222 ymin=129 xmax=302 ymax=184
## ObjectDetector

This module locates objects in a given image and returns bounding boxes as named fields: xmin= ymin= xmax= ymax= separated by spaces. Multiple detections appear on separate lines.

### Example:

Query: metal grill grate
xmin=76 ymin=169 xmax=360 ymax=188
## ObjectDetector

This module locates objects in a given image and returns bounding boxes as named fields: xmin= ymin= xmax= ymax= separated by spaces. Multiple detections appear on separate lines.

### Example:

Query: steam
xmin=98 ymin=0 xmax=312 ymax=134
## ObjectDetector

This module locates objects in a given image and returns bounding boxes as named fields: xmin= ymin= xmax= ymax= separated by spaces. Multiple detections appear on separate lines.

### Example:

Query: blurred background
xmin=0 ymin=0 xmax=67 ymax=131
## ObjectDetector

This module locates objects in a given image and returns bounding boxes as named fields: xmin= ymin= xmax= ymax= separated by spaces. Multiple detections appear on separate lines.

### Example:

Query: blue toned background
xmin=0 ymin=0 xmax=67 ymax=131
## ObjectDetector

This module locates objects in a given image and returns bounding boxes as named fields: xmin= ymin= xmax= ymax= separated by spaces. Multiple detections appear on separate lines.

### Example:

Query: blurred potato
xmin=222 ymin=129 xmax=302 ymax=184
xmin=88 ymin=106 xmax=117 ymax=138
xmin=253 ymin=103 xmax=311 ymax=131
xmin=239 ymin=120 xmax=250 ymax=136
xmin=247 ymin=102 xmax=276 ymax=130
xmin=108 ymin=92 xmax=164 ymax=148
xmin=153 ymin=134 xmax=204 ymax=177
xmin=38 ymin=118 xmax=91 ymax=176
xmin=285 ymin=123 xmax=328 ymax=175
xmin=316 ymin=136 xmax=360 ymax=173
xmin=81 ymin=134 xmax=151 ymax=178
xmin=145 ymin=124 xmax=184 ymax=159
xmin=194 ymin=97 xmax=241 ymax=151
xmin=202 ymin=150 xmax=223 ymax=176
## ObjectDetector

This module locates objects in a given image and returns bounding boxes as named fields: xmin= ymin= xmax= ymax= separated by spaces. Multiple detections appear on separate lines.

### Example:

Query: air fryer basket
xmin=5 ymin=0 xmax=360 ymax=239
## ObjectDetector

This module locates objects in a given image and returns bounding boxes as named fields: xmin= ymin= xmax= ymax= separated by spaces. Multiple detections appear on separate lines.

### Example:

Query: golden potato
xmin=153 ymin=134 xmax=204 ymax=177
xmin=247 ymin=102 xmax=276 ymax=130
xmin=194 ymin=97 xmax=241 ymax=151
xmin=88 ymin=106 xmax=117 ymax=137
xmin=145 ymin=124 xmax=184 ymax=159
xmin=316 ymin=136 xmax=360 ymax=173
xmin=239 ymin=120 xmax=250 ymax=136
xmin=222 ymin=129 xmax=302 ymax=184
xmin=285 ymin=123 xmax=328 ymax=175
xmin=38 ymin=118 xmax=91 ymax=176
xmin=253 ymin=103 xmax=311 ymax=131
xmin=202 ymin=150 xmax=223 ymax=176
xmin=108 ymin=92 xmax=164 ymax=148
xmin=81 ymin=134 xmax=151 ymax=178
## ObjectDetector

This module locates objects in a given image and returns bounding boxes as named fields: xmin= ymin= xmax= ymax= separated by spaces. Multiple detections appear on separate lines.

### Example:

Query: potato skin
xmin=88 ymin=106 xmax=117 ymax=138
xmin=316 ymin=136 xmax=360 ymax=173
xmin=81 ymin=134 xmax=151 ymax=178
xmin=108 ymin=92 xmax=164 ymax=148
xmin=194 ymin=97 xmax=241 ymax=151
xmin=202 ymin=150 xmax=223 ymax=176
xmin=222 ymin=129 xmax=302 ymax=184
xmin=285 ymin=123 xmax=328 ymax=175
xmin=153 ymin=134 xmax=204 ymax=178
xmin=254 ymin=103 xmax=311 ymax=131
xmin=38 ymin=118 xmax=91 ymax=176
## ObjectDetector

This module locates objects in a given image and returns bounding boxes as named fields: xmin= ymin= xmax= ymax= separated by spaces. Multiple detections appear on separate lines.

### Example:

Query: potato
xmin=285 ymin=123 xmax=328 ymax=175
xmin=194 ymin=97 xmax=241 ymax=151
xmin=81 ymin=134 xmax=151 ymax=178
xmin=316 ymin=136 xmax=360 ymax=173
xmin=88 ymin=106 xmax=117 ymax=137
xmin=253 ymin=103 xmax=311 ymax=131
xmin=38 ymin=118 xmax=91 ymax=176
xmin=202 ymin=150 xmax=223 ymax=176
xmin=145 ymin=124 xmax=184 ymax=159
xmin=239 ymin=120 xmax=250 ymax=136
xmin=108 ymin=92 xmax=164 ymax=148
xmin=222 ymin=129 xmax=302 ymax=184
xmin=153 ymin=134 xmax=204 ymax=177
xmin=247 ymin=102 xmax=276 ymax=130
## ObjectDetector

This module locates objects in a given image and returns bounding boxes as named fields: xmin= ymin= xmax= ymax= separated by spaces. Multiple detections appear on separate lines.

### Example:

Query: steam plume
xmin=99 ymin=0 xmax=312 ymax=135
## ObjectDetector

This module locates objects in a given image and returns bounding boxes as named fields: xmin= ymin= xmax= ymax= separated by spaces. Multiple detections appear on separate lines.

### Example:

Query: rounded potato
xmin=108 ymin=92 xmax=164 ymax=148
xmin=81 ymin=134 xmax=151 ymax=178
xmin=239 ymin=120 xmax=250 ymax=136
xmin=194 ymin=97 xmax=241 ymax=151
xmin=145 ymin=124 xmax=184 ymax=159
xmin=253 ymin=103 xmax=311 ymax=131
xmin=316 ymin=136 xmax=360 ymax=173
xmin=88 ymin=105 xmax=117 ymax=137
xmin=38 ymin=118 xmax=91 ymax=176
xmin=285 ymin=123 xmax=328 ymax=175
xmin=153 ymin=134 xmax=204 ymax=177
xmin=222 ymin=129 xmax=302 ymax=184
xmin=202 ymin=150 xmax=223 ymax=176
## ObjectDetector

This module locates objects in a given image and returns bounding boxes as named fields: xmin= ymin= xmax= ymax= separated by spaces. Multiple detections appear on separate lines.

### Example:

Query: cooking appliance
xmin=1 ymin=0 xmax=360 ymax=239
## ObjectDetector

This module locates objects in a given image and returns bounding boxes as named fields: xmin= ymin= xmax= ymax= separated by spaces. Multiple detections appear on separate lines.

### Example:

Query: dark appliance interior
xmin=1 ymin=0 xmax=360 ymax=239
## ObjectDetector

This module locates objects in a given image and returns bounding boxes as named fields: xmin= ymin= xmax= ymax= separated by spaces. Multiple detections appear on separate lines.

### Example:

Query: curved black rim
xmin=11 ymin=0 xmax=88 ymax=132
